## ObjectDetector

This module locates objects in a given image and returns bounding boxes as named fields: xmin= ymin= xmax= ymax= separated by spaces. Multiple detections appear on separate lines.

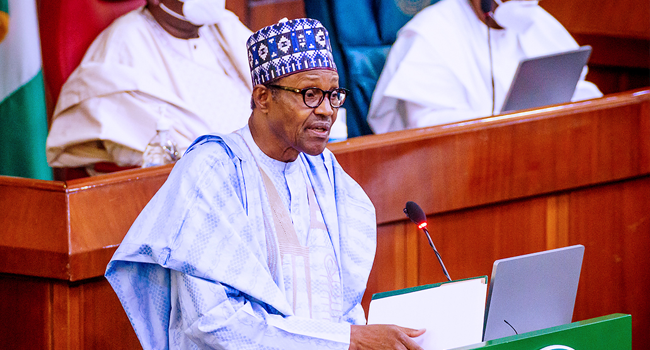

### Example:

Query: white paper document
xmin=367 ymin=276 xmax=487 ymax=350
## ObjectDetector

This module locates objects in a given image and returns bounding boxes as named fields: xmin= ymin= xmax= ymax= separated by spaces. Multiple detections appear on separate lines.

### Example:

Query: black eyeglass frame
xmin=267 ymin=85 xmax=349 ymax=109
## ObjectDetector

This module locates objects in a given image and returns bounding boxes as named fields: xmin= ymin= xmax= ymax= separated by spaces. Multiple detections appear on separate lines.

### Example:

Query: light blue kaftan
xmin=105 ymin=125 xmax=377 ymax=349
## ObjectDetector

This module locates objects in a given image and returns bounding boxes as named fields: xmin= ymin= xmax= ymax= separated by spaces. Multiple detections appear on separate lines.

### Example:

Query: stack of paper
xmin=367 ymin=276 xmax=487 ymax=350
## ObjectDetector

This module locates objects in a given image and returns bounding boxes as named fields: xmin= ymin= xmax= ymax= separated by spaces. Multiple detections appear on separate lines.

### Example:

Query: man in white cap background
xmin=367 ymin=0 xmax=603 ymax=134
xmin=46 ymin=0 xmax=252 ymax=174
xmin=106 ymin=18 xmax=426 ymax=350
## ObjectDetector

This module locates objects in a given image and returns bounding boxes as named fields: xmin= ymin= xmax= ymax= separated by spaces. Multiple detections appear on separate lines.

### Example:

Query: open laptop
xmin=501 ymin=46 xmax=592 ymax=113
xmin=482 ymin=245 xmax=585 ymax=341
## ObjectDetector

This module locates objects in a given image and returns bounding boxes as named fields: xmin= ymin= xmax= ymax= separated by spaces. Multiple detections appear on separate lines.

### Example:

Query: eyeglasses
xmin=268 ymin=85 xmax=348 ymax=109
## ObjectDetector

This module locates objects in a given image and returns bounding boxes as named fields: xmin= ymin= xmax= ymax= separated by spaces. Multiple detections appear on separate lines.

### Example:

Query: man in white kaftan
xmin=106 ymin=18 xmax=425 ymax=350
xmin=106 ymin=125 xmax=375 ymax=348
xmin=367 ymin=0 xmax=603 ymax=134
xmin=46 ymin=0 xmax=252 ymax=169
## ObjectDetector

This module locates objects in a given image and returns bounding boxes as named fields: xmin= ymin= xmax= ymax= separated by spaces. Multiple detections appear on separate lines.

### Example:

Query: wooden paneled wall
xmin=541 ymin=0 xmax=649 ymax=39
xmin=228 ymin=0 xmax=306 ymax=31
xmin=0 ymin=275 xmax=140 ymax=349
xmin=541 ymin=0 xmax=650 ymax=95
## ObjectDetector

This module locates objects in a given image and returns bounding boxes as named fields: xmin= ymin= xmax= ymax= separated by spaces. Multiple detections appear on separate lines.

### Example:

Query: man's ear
xmin=252 ymin=85 xmax=272 ymax=112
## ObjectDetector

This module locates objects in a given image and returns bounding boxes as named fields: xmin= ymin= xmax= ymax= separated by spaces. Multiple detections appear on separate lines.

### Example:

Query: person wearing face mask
xmin=45 ymin=0 xmax=253 ymax=174
xmin=367 ymin=0 xmax=603 ymax=134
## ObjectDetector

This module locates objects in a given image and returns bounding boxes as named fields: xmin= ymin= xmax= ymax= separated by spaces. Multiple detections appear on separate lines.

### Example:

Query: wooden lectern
xmin=1 ymin=89 xmax=648 ymax=348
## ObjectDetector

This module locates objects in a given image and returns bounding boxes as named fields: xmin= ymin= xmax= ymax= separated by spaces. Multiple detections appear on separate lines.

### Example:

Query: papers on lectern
xmin=367 ymin=276 xmax=487 ymax=350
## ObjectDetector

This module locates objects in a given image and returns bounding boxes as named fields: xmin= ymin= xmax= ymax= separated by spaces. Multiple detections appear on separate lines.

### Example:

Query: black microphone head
xmin=404 ymin=201 xmax=427 ymax=226
xmin=480 ymin=0 xmax=492 ymax=14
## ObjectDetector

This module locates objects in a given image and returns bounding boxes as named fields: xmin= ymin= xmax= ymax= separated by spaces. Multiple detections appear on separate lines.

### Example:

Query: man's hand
xmin=349 ymin=324 xmax=426 ymax=350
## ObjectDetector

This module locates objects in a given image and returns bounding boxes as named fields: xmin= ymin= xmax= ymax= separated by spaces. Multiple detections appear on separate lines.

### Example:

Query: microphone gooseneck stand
xmin=421 ymin=225 xmax=452 ymax=282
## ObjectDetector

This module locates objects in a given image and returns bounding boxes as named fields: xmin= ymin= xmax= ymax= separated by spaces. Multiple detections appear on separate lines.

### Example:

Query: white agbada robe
xmin=105 ymin=125 xmax=376 ymax=349
xmin=367 ymin=0 xmax=603 ymax=134
xmin=46 ymin=7 xmax=253 ymax=168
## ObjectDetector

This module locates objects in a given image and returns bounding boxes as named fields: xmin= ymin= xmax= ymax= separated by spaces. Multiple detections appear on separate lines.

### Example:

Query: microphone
xmin=404 ymin=201 xmax=452 ymax=282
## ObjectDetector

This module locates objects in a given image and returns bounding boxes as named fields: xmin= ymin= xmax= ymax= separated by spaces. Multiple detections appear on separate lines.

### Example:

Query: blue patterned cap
xmin=247 ymin=18 xmax=337 ymax=86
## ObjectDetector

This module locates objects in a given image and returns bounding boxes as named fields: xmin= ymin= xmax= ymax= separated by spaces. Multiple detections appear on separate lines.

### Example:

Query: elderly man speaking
xmin=106 ymin=18 xmax=425 ymax=350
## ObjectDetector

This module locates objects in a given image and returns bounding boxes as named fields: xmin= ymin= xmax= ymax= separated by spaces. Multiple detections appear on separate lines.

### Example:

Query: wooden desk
xmin=1 ymin=89 xmax=649 ymax=348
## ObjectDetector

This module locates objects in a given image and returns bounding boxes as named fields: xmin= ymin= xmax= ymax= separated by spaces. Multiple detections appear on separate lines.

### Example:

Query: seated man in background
xmin=105 ymin=18 xmax=425 ymax=349
xmin=367 ymin=0 xmax=603 ymax=134
xmin=46 ymin=0 xmax=252 ymax=173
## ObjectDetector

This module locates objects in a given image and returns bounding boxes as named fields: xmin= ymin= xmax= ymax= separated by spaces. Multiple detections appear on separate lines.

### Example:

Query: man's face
xmin=264 ymin=70 xmax=339 ymax=161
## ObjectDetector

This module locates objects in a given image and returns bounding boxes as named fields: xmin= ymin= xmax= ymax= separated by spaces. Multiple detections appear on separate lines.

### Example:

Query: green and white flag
xmin=0 ymin=0 xmax=52 ymax=180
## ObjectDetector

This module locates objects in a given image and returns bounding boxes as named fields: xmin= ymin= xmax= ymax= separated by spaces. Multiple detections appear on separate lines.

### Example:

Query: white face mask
xmin=493 ymin=0 xmax=540 ymax=33
xmin=159 ymin=0 xmax=226 ymax=26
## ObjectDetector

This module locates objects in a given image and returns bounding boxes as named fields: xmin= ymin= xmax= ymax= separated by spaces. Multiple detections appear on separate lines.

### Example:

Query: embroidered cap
xmin=247 ymin=18 xmax=337 ymax=86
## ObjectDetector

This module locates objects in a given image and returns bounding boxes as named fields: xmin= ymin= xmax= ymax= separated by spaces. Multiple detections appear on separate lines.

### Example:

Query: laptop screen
xmin=501 ymin=46 xmax=592 ymax=113
xmin=482 ymin=245 xmax=585 ymax=341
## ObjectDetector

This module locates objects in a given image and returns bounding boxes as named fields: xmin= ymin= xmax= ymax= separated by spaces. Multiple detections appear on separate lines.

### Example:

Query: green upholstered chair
xmin=304 ymin=0 xmax=440 ymax=137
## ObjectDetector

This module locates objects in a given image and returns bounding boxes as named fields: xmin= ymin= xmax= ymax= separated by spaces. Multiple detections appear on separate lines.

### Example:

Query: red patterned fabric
xmin=38 ymin=0 xmax=145 ymax=117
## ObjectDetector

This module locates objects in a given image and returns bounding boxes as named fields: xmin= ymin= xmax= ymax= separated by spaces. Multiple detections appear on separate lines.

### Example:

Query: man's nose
xmin=314 ymin=95 xmax=334 ymax=117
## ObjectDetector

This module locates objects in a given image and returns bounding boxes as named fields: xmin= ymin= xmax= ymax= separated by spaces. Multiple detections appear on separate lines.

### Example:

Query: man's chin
xmin=301 ymin=143 xmax=329 ymax=156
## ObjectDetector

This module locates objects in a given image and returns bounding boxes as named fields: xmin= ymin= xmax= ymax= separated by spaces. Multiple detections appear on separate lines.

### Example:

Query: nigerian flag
xmin=0 ymin=0 xmax=52 ymax=180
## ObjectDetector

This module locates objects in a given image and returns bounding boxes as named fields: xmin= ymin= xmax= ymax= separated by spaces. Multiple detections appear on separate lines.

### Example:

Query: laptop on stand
xmin=482 ymin=245 xmax=585 ymax=341
xmin=501 ymin=46 xmax=592 ymax=113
